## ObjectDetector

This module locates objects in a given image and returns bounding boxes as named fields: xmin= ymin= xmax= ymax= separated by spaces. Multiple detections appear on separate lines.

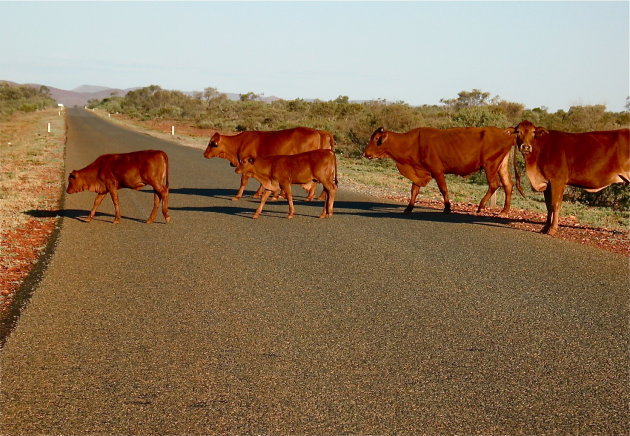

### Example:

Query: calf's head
xmin=66 ymin=171 xmax=84 ymax=194
xmin=506 ymin=121 xmax=548 ymax=154
xmin=235 ymin=157 xmax=256 ymax=177
xmin=363 ymin=127 xmax=389 ymax=159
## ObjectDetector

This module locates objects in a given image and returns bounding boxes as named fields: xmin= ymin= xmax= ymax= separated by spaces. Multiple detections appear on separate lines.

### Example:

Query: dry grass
xmin=0 ymin=109 xmax=65 ymax=272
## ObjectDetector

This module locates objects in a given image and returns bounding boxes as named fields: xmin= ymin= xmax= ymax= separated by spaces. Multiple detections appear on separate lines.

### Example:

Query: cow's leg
xmin=541 ymin=185 xmax=553 ymax=233
xmin=433 ymin=173 xmax=451 ymax=213
xmin=545 ymin=181 xmax=565 ymax=236
xmin=477 ymin=167 xmax=501 ymax=214
xmin=161 ymin=185 xmax=171 ymax=223
xmin=233 ymin=174 xmax=249 ymax=201
xmin=253 ymin=183 xmax=265 ymax=198
xmin=396 ymin=164 xmax=432 ymax=214
xmin=302 ymin=181 xmax=317 ymax=202
xmin=320 ymin=182 xmax=337 ymax=218
xmin=497 ymin=158 xmax=513 ymax=216
xmin=317 ymin=183 xmax=327 ymax=201
xmin=109 ymin=189 xmax=121 ymax=224
xmin=253 ymin=190 xmax=272 ymax=219
xmin=283 ymin=184 xmax=295 ymax=219
xmin=404 ymin=184 xmax=421 ymax=214
xmin=147 ymin=192 xmax=160 ymax=224
xmin=87 ymin=193 xmax=106 ymax=222
xmin=147 ymin=184 xmax=170 ymax=224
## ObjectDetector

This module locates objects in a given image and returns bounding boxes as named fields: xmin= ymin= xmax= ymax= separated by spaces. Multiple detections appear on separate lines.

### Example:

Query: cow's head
xmin=66 ymin=170 xmax=84 ymax=194
xmin=235 ymin=157 xmax=256 ymax=177
xmin=506 ymin=121 xmax=548 ymax=154
xmin=363 ymin=127 xmax=389 ymax=159
xmin=203 ymin=132 xmax=238 ymax=166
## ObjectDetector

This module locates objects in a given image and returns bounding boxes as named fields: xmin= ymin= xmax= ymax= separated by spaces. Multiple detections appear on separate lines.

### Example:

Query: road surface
xmin=1 ymin=108 xmax=628 ymax=434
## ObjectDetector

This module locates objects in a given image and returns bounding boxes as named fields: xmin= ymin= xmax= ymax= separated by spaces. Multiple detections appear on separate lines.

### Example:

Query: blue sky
xmin=1 ymin=1 xmax=628 ymax=111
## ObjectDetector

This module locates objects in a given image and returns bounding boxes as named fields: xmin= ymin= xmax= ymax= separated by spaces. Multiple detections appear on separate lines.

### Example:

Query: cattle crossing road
xmin=1 ymin=108 xmax=627 ymax=435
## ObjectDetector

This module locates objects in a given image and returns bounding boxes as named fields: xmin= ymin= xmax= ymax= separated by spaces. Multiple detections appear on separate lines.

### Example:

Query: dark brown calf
xmin=235 ymin=149 xmax=338 ymax=219
xmin=66 ymin=150 xmax=170 ymax=224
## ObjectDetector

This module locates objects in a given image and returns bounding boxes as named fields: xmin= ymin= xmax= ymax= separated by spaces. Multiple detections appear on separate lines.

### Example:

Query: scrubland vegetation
xmin=90 ymin=86 xmax=629 ymax=217
xmin=0 ymin=82 xmax=56 ymax=116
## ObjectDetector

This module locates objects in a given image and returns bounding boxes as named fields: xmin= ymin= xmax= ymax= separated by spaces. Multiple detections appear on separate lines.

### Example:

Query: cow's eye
xmin=376 ymin=137 xmax=383 ymax=146
xmin=69 ymin=174 xmax=75 ymax=179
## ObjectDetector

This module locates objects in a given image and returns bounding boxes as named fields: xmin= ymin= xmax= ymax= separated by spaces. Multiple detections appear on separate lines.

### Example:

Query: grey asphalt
xmin=1 ymin=108 xmax=628 ymax=435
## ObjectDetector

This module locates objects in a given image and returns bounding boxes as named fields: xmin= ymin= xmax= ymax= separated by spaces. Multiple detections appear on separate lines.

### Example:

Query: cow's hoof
xmin=287 ymin=215 xmax=294 ymax=219
xmin=231 ymin=196 xmax=241 ymax=201
xmin=165 ymin=216 xmax=171 ymax=223
xmin=113 ymin=220 xmax=121 ymax=224
xmin=85 ymin=217 xmax=93 ymax=223
xmin=498 ymin=211 xmax=509 ymax=218
xmin=546 ymin=228 xmax=557 ymax=236
xmin=403 ymin=208 xmax=413 ymax=214
xmin=252 ymin=214 xmax=260 ymax=220
xmin=443 ymin=206 xmax=452 ymax=214
xmin=146 ymin=220 xmax=154 ymax=224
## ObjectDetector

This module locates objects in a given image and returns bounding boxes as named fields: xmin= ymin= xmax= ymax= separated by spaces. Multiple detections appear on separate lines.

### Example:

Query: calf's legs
xmin=319 ymin=182 xmax=337 ymax=218
xmin=147 ymin=183 xmax=170 ymax=224
xmin=252 ymin=190 xmax=273 ymax=219
xmin=86 ymin=193 xmax=106 ymax=222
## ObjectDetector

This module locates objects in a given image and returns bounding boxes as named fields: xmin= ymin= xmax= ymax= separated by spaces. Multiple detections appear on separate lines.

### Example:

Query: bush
xmin=0 ymin=83 xmax=56 ymax=116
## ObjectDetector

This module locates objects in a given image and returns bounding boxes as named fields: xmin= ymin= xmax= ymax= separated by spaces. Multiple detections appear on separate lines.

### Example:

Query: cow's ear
xmin=504 ymin=127 xmax=516 ymax=136
xmin=535 ymin=127 xmax=548 ymax=137
xmin=377 ymin=132 xmax=388 ymax=145
xmin=211 ymin=132 xmax=221 ymax=144
xmin=377 ymin=126 xmax=385 ymax=133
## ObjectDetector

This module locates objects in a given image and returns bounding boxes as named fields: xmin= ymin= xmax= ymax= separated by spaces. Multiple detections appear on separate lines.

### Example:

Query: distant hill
xmin=1 ymin=81 xmax=138 ymax=107
xmin=3 ymin=81 xmax=310 ymax=106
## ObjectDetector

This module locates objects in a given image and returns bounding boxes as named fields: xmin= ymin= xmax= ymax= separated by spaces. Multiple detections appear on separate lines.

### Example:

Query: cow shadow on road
xmin=143 ymin=188 xmax=545 ymax=228
xmin=166 ymin=187 xmax=248 ymax=200
xmin=297 ymin=199 xmax=544 ymax=229
xmin=24 ymin=209 xmax=147 ymax=224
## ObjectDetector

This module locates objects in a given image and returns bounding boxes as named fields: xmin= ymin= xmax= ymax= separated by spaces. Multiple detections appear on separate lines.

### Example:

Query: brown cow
xmin=363 ymin=126 xmax=515 ymax=215
xmin=506 ymin=120 xmax=629 ymax=235
xmin=235 ymin=149 xmax=338 ymax=219
xmin=203 ymin=127 xmax=335 ymax=201
xmin=66 ymin=150 xmax=170 ymax=224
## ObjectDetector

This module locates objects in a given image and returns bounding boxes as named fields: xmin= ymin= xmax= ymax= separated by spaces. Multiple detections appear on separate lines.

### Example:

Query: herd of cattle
xmin=66 ymin=121 xmax=629 ymax=236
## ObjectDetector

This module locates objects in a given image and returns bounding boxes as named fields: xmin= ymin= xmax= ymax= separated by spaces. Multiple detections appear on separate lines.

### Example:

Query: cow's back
xmin=271 ymin=149 xmax=335 ymax=182
xmin=238 ymin=127 xmax=323 ymax=158
xmin=418 ymin=127 xmax=512 ymax=174
xmin=106 ymin=150 xmax=168 ymax=188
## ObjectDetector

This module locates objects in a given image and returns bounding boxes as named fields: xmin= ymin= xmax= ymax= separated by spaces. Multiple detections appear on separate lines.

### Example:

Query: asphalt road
xmin=1 ymin=108 xmax=628 ymax=435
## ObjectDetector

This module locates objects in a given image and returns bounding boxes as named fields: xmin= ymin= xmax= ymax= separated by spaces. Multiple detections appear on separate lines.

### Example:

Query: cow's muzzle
xmin=519 ymin=144 xmax=532 ymax=154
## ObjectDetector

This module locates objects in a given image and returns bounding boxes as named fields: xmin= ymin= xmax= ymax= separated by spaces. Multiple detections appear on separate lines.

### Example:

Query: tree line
xmin=0 ymin=82 xmax=56 ymax=116
xmin=81 ymin=86 xmax=619 ymax=211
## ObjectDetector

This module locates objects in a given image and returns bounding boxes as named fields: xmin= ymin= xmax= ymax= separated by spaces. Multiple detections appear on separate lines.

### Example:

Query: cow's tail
xmin=513 ymin=144 xmax=524 ymax=196
xmin=330 ymin=134 xmax=338 ymax=186
xmin=163 ymin=151 xmax=170 ymax=189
